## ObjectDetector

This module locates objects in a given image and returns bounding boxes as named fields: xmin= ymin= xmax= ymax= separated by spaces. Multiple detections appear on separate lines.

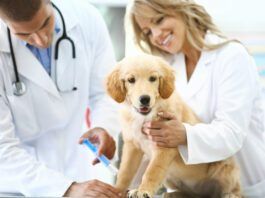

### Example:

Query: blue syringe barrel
xmin=82 ymin=139 xmax=119 ymax=175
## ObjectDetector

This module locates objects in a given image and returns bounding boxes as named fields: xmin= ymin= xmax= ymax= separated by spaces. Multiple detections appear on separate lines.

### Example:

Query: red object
xmin=85 ymin=108 xmax=91 ymax=128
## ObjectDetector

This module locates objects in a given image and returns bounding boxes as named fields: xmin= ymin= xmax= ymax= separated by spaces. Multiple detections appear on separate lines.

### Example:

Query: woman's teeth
xmin=162 ymin=34 xmax=173 ymax=46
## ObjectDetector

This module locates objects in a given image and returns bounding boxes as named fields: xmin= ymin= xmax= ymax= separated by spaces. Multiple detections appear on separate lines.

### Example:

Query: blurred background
xmin=86 ymin=0 xmax=265 ymax=184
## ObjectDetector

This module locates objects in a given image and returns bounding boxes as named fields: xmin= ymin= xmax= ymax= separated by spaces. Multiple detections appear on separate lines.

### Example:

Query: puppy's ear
xmin=159 ymin=60 xmax=175 ymax=99
xmin=106 ymin=65 xmax=126 ymax=103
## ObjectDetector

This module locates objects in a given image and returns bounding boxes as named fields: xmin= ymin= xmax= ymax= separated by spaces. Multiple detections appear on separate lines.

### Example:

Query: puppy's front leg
xmin=115 ymin=140 xmax=144 ymax=193
xmin=134 ymin=148 xmax=178 ymax=197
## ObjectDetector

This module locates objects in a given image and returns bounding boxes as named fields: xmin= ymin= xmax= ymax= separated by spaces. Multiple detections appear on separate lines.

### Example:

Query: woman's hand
xmin=142 ymin=111 xmax=187 ymax=147
xmin=79 ymin=127 xmax=116 ymax=165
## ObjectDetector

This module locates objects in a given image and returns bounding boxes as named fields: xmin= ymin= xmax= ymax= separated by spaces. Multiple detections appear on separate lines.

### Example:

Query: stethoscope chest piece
xmin=12 ymin=81 xmax=26 ymax=96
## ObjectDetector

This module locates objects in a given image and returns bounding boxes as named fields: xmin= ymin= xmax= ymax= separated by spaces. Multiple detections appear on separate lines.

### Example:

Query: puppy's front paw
xmin=127 ymin=189 xmax=152 ymax=198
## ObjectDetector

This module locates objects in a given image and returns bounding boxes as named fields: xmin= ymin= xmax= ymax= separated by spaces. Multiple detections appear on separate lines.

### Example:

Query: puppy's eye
xmin=128 ymin=77 xmax=135 ymax=84
xmin=149 ymin=76 xmax=157 ymax=82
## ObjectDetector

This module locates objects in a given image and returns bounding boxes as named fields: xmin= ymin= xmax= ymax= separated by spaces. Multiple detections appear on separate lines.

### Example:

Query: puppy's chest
xmin=125 ymin=113 xmax=157 ymax=156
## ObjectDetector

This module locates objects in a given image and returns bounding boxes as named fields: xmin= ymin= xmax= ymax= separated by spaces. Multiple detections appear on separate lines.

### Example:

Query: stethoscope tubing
xmin=52 ymin=3 xmax=76 ymax=60
xmin=7 ymin=2 xmax=77 ymax=96
xmin=7 ymin=28 xmax=20 ymax=84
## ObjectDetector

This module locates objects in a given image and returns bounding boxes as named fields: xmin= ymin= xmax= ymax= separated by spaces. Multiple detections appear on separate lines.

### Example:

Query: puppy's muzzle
xmin=136 ymin=95 xmax=151 ymax=115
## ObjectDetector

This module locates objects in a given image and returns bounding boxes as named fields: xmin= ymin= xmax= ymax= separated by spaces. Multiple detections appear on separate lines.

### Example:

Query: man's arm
xmin=85 ymin=3 xmax=121 ymax=138
xmin=0 ymin=95 xmax=73 ymax=196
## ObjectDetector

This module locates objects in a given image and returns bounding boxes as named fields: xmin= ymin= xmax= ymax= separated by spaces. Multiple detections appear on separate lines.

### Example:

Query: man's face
xmin=6 ymin=2 xmax=55 ymax=49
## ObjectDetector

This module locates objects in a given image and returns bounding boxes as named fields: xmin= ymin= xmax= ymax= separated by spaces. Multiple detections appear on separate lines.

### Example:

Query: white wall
xmin=196 ymin=0 xmax=265 ymax=33
xmin=89 ymin=0 xmax=265 ymax=33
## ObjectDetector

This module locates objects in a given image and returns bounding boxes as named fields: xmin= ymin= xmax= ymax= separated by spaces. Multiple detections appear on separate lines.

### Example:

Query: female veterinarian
xmin=126 ymin=0 xmax=265 ymax=197
xmin=0 ymin=0 xmax=121 ymax=197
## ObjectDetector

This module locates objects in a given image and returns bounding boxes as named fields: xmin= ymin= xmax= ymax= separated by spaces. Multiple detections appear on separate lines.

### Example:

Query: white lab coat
xmin=0 ymin=0 xmax=119 ymax=196
xmin=172 ymin=33 xmax=265 ymax=197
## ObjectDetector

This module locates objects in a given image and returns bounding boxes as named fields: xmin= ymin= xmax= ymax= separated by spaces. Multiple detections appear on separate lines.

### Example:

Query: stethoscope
xmin=7 ymin=3 xmax=77 ymax=96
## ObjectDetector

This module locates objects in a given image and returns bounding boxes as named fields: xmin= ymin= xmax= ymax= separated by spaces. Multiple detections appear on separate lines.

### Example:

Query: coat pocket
xmin=7 ymin=87 xmax=40 ymax=141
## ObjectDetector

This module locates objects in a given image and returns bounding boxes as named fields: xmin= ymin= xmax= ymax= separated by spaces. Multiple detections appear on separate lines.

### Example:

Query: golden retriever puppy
xmin=106 ymin=54 xmax=241 ymax=198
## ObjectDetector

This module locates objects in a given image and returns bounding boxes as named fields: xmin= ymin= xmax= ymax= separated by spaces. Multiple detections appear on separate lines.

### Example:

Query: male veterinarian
xmin=0 ymin=0 xmax=121 ymax=197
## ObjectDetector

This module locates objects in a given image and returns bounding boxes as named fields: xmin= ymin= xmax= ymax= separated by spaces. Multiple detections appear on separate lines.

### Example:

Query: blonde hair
xmin=126 ymin=0 xmax=233 ymax=55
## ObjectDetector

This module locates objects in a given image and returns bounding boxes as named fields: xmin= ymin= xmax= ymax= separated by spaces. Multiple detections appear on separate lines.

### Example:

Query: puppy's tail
xmin=164 ymin=179 xmax=223 ymax=198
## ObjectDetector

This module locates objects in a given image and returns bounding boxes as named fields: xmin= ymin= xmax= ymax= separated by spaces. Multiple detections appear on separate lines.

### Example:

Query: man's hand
xmin=79 ymin=127 xmax=116 ymax=165
xmin=64 ymin=180 xmax=122 ymax=198
xmin=142 ymin=111 xmax=187 ymax=148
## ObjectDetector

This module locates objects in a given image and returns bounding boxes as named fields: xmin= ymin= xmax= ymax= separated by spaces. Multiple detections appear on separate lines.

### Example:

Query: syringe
xmin=82 ymin=139 xmax=119 ymax=175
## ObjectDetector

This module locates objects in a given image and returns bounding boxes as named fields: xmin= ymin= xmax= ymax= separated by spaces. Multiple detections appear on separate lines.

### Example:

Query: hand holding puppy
xmin=142 ymin=111 xmax=187 ymax=147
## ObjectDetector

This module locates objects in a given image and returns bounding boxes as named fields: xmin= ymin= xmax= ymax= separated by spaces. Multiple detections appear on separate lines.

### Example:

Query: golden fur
xmin=106 ymin=54 xmax=241 ymax=198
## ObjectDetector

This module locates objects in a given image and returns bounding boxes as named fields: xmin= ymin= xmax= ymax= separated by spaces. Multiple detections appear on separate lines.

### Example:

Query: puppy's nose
xmin=139 ymin=95 xmax=150 ymax=105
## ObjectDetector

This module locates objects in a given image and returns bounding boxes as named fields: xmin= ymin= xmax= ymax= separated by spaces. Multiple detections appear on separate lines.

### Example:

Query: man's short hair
xmin=0 ymin=0 xmax=49 ymax=22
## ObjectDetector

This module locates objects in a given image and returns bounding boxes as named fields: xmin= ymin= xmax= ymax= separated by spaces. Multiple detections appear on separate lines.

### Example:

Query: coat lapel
xmin=186 ymin=50 xmax=216 ymax=99
xmin=12 ymin=35 xmax=62 ymax=99
xmin=51 ymin=30 xmax=78 ymax=90
xmin=171 ymin=53 xmax=189 ymax=99
xmin=172 ymin=49 xmax=216 ymax=100
xmin=50 ymin=0 xmax=79 ymax=91
xmin=0 ymin=24 xmax=61 ymax=99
